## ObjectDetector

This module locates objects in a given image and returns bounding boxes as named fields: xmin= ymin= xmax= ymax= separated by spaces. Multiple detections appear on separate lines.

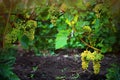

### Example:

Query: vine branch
xmin=80 ymin=38 xmax=101 ymax=52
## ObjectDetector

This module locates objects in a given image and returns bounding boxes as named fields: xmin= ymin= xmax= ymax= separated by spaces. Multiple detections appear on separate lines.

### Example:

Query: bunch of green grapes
xmin=81 ymin=50 xmax=104 ymax=74
xmin=93 ymin=61 xmax=101 ymax=74
xmin=24 ymin=29 xmax=35 ymax=40
xmin=5 ymin=21 xmax=25 ymax=44
xmin=5 ymin=19 xmax=37 ymax=45
xmin=92 ymin=51 xmax=104 ymax=61
xmin=93 ymin=4 xmax=103 ymax=13
xmin=93 ymin=4 xmax=103 ymax=18
xmin=92 ymin=51 xmax=103 ymax=74
xmin=81 ymin=50 xmax=92 ymax=61
xmin=48 ymin=4 xmax=58 ymax=16
xmin=50 ymin=16 xmax=57 ymax=26
xmin=81 ymin=50 xmax=91 ymax=70
xmin=86 ymin=52 xmax=95 ymax=61
xmin=81 ymin=60 xmax=89 ymax=70
xmin=49 ymin=4 xmax=58 ymax=26
xmin=82 ymin=26 xmax=92 ymax=34
xmin=5 ymin=29 xmax=20 ymax=43
xmin=23 ymin=20 xmax=37 ymax=40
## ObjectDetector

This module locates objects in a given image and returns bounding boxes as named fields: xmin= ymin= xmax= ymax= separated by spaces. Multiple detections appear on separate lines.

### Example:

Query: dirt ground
xmin=13 ymin=49 xmax=120 ymax=80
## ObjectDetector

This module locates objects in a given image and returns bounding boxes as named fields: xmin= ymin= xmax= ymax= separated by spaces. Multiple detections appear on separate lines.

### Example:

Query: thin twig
xmin=3 ymin=2 xmax=12 ymax=48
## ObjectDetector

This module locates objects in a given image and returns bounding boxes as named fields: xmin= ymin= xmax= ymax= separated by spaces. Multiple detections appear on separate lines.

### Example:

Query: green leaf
xmin=101 ymin=46 xmax=108 ymax=53
xmin=55 ymin=30 xmax=70 ymax=49
xmin=9 ymin=73 xmax=20 ymax=80
xmin=20 ymin=35 xmax=29 ymax=49
xmin=93 ymin=19 xmax=100 ymax=33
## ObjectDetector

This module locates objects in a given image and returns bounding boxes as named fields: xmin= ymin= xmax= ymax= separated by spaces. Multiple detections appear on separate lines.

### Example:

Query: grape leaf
xmin=55 ymin=30 xmax=70 ymax=49
xmin=20 ymin=35 xmax=29 ymax=49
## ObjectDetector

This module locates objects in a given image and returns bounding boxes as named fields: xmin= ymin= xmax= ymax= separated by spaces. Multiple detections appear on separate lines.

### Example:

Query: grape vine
xmin=48 ymin=4 xmax=59 ymax=26
xmin=5 ymin=19 xmax=37 ymax=45
xmin=0 ymin=0 xmax=120 ymax=76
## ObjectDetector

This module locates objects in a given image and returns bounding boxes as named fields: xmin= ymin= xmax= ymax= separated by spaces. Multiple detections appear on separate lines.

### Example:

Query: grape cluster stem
xmin=80 ymin=38 xmax=101 ymax=52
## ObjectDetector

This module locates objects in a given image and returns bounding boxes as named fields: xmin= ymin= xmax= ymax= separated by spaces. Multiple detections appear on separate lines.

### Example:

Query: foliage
xmin=0 ymin=48 xmax=20 ymax=80
xmin=0 ymin=0 xmax=120 ymax=52
xmin=0 ymin=0 xmax=120 ymax=77
xmin=0 ymin=1 xmax=38 ymax=79
xmin=49 ymin=1 xmax=119 ymax=55
xmin=0 ymin=0 xmax=38 ymax=49
xmin=54 ymin=1 xmax=119 ymax=74
xmin=106 ymin=64 xmax=120 ymax=80
xmin=5 ymin=19 xmax=37 ymax=48
xmin=27 ymin=5 xmax=58 ymax=54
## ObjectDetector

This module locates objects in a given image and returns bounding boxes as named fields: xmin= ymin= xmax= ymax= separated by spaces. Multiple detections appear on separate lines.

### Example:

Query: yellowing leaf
xmin=65 ymin=19 xmax=72 ymax=26
xmin=33 ymin=21 xmax=37 ymax=27
xmin=27 ymin=20 xmax=37 ymax=27
xmin=74 ymin=14 xmax=79 ymax=23
xmin=60 ymin=3 xmax=67 ymax=12
xmin=85 ymin=2 xmax=91 ymax=7
xmin=93 ymin=4 xmax=103 ymax=13
xmin=71 ymin=21 xmax=75 ymax=25
xmin=25 ymin=13 xmax=30 ymax=19
xmin=83 ymin=26 xmax=92 ymax=33
xmin=92 ymin=19 xmax=96 ymax=24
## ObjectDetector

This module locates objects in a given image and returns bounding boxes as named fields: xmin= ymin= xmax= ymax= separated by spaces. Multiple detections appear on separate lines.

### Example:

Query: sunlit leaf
xmin=55 ymin=30 xmax=70 ymax=49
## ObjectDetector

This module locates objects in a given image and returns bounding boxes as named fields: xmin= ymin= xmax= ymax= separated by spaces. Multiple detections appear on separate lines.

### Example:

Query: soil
xmin=13 ymin=49 xmax=120 ymax=80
